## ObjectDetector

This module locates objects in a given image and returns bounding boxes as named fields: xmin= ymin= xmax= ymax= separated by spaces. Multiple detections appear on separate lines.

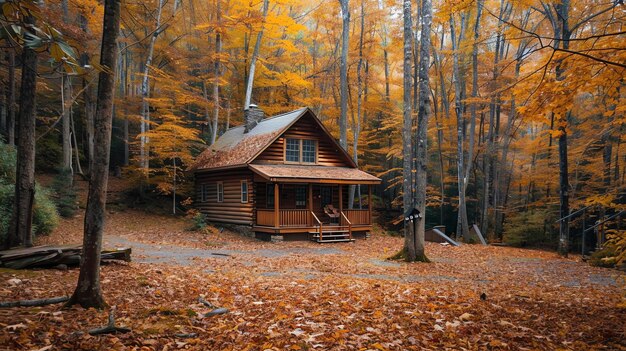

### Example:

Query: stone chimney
xmin=244 ymin=104 xmax=265 ymax=133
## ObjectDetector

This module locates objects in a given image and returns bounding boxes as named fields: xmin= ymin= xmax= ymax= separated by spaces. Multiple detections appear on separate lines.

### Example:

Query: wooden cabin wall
xmin=254 ymin=113 xmax=351 ymax=167
xmin=195 ymin=168 xmax=255 ymax=225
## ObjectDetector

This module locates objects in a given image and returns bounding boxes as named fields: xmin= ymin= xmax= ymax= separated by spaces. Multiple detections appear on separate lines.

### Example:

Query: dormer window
xmin=285 ymin=138 xmax=317 ymax=164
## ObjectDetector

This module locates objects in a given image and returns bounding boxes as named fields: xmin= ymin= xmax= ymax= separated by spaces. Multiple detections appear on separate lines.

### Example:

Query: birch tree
xmin=338 ymin=0 xmax=349 ymax=149
xmin=244 ymin=0 xmax=270 ymax=109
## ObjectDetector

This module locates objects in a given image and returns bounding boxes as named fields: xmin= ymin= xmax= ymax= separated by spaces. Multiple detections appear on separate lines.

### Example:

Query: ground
xmin=0 ymin=183 xmax=624 ymax=350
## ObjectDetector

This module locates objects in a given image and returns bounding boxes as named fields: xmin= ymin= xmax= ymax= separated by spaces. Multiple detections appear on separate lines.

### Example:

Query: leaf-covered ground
xmin=1 ymin=209 xmax=624 ymax=351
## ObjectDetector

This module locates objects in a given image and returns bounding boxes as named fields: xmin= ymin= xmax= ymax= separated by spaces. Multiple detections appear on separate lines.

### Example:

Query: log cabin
xmin=190 ymin=106 xmax=381 ymax=242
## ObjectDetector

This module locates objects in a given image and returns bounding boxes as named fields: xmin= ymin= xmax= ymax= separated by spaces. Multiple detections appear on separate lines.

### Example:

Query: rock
xmin=7 ymin=278 xmax=22 ymax=285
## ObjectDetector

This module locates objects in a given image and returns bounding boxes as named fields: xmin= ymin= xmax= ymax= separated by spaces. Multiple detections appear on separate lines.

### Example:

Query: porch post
xmin=274 ymin=183 xmax=280 ymax=228
xmin=368 ymin=184 xmax=372 ymax=225
xmin=339 ymin=184 xmax=343 ymax=213
xmin=308 ymin=183 xmax=313 ymax=226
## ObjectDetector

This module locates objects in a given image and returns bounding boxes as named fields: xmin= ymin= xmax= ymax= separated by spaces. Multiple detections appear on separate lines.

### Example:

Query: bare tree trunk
xmin=141 ymin=0 xmax=165 ymax=171
xmin=66 ymin=0 xmax=121 ymax=309
xmin=464 ymin=0 xmax=483 ymax=238
xmin=412 ymin=0 xmax=432 ymax=262
xmin=62 ymin=74 xmax=73 ymax=173
xmin=61 ymin=0 xmax=72 ymax=173
xmin=349 ymin=0 xmax=365 ymax=209
xmin=244 ymin=0 xmax=269 ymax=109
xmin=450 ymin=15 xmax=470 ymax=240
xmin=7 ymin=50 xmax=16 ymax=146
xmin=338 ymin=0 xmax=350 ymax=149
xmin=401 ymin=0 xmax=416 ymax=260
xmin=210 ymin=0 xmax=222 ymax=145
xmin=9 ymin=18 xmax=38 ymax=248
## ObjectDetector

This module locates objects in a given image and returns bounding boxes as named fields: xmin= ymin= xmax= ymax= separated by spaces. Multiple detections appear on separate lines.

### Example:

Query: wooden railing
xmin=311 ymin=212 xmax=323 ymax=241
xmin=280 ymin=209 xmax=310 ymax=227
xmin=343 ymin=209 xmax=370 ymax=225
xmin=340 ymin=212 xmax=352 ymax=240
xmin=256 ymin=209 xmax=275 ymax=226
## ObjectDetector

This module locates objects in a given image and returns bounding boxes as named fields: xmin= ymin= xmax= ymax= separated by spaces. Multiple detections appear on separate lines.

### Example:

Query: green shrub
xmin=51 ymin=168 xmax=78 ymax=218
xmin=503 ymin=210 xmax=552 ymax=247
xmin=33 ymin=185 xmax=60 ymax=235
xmin=0 ymin=140 xmax=60 ymax=244
xmin=190 ymin=211 xmax=207 ymax=231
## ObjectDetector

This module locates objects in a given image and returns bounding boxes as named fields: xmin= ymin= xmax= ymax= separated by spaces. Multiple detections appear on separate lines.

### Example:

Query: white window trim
xmin=241 ymin=180 xmax=249 ymax=203
xmin=216 ymin=181 xmax=223 ymax=203
xmin=284 ymin=138 xmax=318 ymax=165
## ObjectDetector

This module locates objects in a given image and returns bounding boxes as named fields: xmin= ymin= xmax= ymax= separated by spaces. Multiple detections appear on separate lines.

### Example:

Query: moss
xmin=388 ymin=247 xmax=430 ymax=262
xmin=589 ymin=246 xmax=618 ymax=268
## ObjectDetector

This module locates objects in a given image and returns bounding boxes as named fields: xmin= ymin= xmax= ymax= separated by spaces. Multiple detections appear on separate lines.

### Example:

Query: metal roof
xmin=190 ymin=108 xmax=308 ymax=171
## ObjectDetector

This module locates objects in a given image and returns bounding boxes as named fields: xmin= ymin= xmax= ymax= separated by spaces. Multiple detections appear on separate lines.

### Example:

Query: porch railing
xmin=256 ymin=208 xmax=370 ymax=227
xmin=280 ymin=209 xmax=310 ymax=227
xmin=343 ymin=209 xmax=370 ymax=225
xmin=256 ymin=209 xmax=276 ymax=226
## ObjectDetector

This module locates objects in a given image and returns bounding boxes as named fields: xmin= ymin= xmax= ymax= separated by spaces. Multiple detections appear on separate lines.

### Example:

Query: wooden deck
xmin=253 ymin=208 xmax=372 ymax=242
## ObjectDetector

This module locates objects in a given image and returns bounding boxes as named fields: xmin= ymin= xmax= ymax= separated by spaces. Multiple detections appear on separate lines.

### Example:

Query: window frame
xmin=241 ymin=180 xmax=248 ymax=204
xmin=284 ymin=138 xmax=318 ymax=165
xmin=201 ymin=184 xmax=209 ymax=202
xmin=266 ymin=183 xmax=275 ymax=208
xmin=216 ymin=181 xmax=223 ymax=203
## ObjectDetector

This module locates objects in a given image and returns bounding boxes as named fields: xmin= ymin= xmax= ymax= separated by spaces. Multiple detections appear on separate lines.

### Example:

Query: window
xmin=321 ymin=186 xmax=332 ymax=207
xmin=285 ymin=138 xmax=317 ymax=164
xmin=201 ymin=184 xmax=209 ymax=202
xmin=286 ymin=138 xmax=300 ymax=162
xmin=216 ymin=182 xmax=223 ymax=202
xmin=295 ymin=185 xmax=306 ymax=208
xmin=302 ymin=140 xmax=316 ymax=163
xmin=241 ymin=181 xmax=248 ymax=203
xmin=266 ymin=183 xmax=275 ymax=207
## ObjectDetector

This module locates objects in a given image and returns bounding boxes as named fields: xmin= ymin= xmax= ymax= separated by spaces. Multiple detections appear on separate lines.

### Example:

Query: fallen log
xmin=0 ymin=296 xmax=69 ymax=308
xmin=0 ymin=246 xmax=131 ymax=269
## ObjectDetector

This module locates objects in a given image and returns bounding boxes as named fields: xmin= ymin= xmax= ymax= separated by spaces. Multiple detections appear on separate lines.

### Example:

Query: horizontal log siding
xmin=195 ymin=168 xmax=255 ymax=225
xmin=254 ymin=114 xmax=351 ymax=167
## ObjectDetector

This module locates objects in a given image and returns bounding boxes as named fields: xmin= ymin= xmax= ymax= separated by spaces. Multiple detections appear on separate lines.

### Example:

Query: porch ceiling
xmin=249 ymin=164 xmax=381 ymax=184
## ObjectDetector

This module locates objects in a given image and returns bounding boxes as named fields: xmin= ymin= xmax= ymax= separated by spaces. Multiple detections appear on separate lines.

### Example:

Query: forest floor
xmin=0 ymin=181 xmax=625 ymax=350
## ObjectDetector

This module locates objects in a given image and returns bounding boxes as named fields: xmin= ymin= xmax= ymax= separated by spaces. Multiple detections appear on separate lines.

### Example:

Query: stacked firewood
xmin=0 ymin=245 xmax=131 ymax=269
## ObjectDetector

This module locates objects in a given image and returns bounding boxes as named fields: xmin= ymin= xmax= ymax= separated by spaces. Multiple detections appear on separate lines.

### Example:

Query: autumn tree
xmin=67 ymin=0 xmax=121 ymax=309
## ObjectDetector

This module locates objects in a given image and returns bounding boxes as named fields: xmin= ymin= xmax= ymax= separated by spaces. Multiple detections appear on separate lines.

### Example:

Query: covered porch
xmin=249 ymin=164 xmax=380 ymax=241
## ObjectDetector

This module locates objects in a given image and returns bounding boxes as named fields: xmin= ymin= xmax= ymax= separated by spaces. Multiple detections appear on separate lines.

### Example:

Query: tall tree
xmin=401 ymin=0 xmax=415 ymax=260
xmin=66 ymin=0 xmax=121 ymax=309
xmin=338 ymin=0 xmax=349 ymax=149
xmin=410 ymin=0 xmax=432 ymax=262
xmin=244 ymin=0 xmax=270 ymax=109
xmin=9 ymin=14 xmax=38 ymax=248
xmin=210 ymin=0 xmax=222 ymax=145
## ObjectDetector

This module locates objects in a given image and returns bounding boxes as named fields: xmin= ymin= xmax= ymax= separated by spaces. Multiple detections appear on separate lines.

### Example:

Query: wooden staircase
xmin=309 ymin=212 xmax=354 ymax=243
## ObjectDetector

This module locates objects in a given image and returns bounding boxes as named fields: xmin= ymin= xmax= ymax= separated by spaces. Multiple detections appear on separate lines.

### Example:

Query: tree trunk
xmin=66 ymin=0 xmax=121 ymax=309
xmin=7 ymin=50 xmax=16 ymax=146
xmin=140 ymin=0 xmax=165 ymax=171
xmin=210 ymin=0 xmax=222 ymax=145
xmin=401 ymin=0 xmax=415 ymax=260
xmin=450 ymin=16 xmax=470 ymax=240
xmin=9 ymin=22 xmax=38 ymax=249
xmin=244 ymin=0 xmax=270 ymax=109
xmin=411 ymin=0 xmax=432 ymax=262
xmin=349 ymin=0 xmax=365 ymax=209
xmin=62 ymin=74 xmax=73 ymax=173
xmin=338 ymin=0 xmax=350 ymax=149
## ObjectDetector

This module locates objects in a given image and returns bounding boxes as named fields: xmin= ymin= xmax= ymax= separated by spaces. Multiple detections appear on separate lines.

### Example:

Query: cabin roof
xmin=249 ymin=164 xmax=381 ymax=184
xmin=190 ymin=108 xmax=308 ymax=171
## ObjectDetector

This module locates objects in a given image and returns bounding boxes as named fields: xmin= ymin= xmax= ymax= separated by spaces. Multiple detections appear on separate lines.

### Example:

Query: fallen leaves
xmin=0 ymin=209 xmax=624 ymax=350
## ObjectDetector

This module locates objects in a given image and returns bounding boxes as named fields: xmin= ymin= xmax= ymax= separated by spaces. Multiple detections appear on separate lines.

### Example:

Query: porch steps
xmin=309 ymin=230 xmax=354 ymax=243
